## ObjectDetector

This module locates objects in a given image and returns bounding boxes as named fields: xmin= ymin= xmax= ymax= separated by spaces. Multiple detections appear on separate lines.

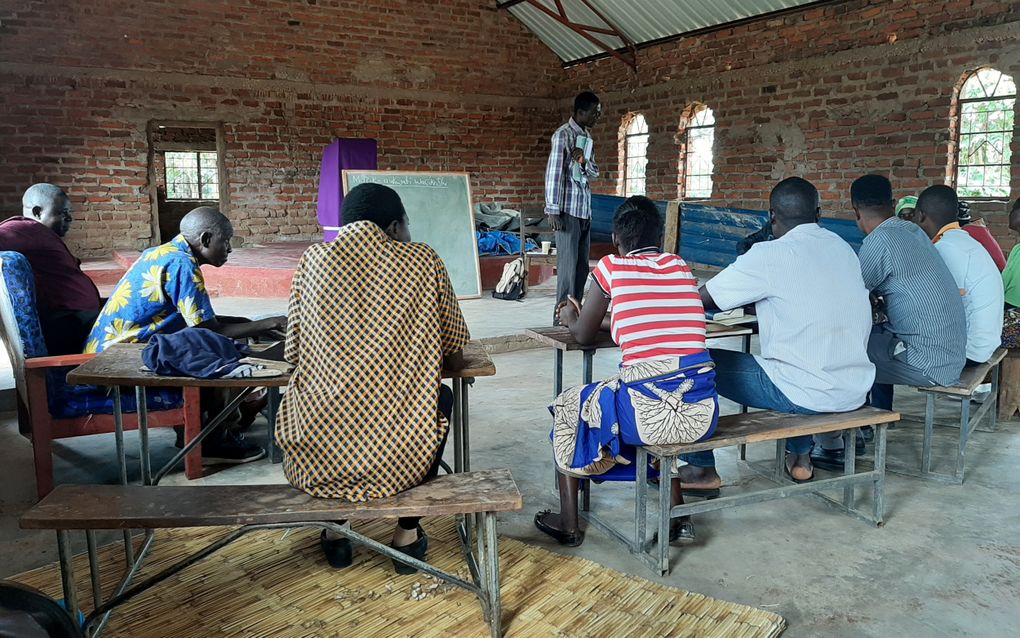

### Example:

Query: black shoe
xmin=534 ymin=510 xmax=584 ymax=547
xmin=201 ymin=431 xmax=266 ymax=465
xmin=861 ymin=425 xmax=875 ymax=443
xmin=670 ymin=520 xmax=696 ymax=544
xmin=320 ymin=530 xmax=353 ymax=569
xmin=391 ymin=525 xmax=428 ymax=575
xmin=809 ymin=442 xmax=863 ymax=472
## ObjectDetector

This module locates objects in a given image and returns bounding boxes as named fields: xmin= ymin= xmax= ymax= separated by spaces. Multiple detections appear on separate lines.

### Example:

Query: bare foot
xmin=678 ymin=465 xmax=722 ymax=490
xmin=785 ymin=453 xmax=814 ymax=482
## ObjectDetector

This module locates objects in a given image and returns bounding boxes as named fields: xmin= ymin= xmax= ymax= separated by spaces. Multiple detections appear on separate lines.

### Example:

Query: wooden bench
xmin=578 ymin=407 xmax=900 ymax=576
xmin=889 ymin=348 xmax=1006 ymax=484
xmin=20 ymin=469 xmax=523 ymax=638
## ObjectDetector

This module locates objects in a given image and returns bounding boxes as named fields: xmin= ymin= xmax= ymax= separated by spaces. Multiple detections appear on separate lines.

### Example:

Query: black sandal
xmin=534 ymin=510 xmax=584 ymax=547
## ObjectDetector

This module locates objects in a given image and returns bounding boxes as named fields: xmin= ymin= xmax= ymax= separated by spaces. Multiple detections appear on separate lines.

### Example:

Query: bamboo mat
xmin=13 ymin=519 xmax=785 ymax=637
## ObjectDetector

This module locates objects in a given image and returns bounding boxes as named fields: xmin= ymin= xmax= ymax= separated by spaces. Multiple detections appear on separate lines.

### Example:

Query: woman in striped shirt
xmin=534 ymin=196 xmax=719 ymax=547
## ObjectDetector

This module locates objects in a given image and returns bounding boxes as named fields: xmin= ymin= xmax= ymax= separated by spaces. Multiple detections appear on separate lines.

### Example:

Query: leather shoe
xmin=320 ymin=530 xmax=353 ymax=569
xmin=391 ymin=525 xmax=428 ymax=575
xmin=810 ymin=439 xmax=865 ymax=472
xmin=534 ymin=510 xmax=584 ymax=547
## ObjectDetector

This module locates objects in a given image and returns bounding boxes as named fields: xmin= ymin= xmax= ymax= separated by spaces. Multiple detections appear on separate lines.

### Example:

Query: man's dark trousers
xmin=555 ymin=213 xmax=591 ymax=307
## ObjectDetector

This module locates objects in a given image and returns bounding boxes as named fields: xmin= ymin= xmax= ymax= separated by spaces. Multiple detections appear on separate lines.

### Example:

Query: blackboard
xmin=342 ymin=171 xmax=482 ymax=299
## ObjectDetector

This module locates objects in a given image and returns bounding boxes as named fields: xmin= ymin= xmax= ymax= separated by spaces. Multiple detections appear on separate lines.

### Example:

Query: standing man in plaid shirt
xmin=545 ymin=91 xmax=602 ymax=321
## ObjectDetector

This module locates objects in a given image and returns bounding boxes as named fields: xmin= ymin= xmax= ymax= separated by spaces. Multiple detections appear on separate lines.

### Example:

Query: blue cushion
xmin=1 ymin=251 xmax=184 ymax=420
xmin=0 ymin=251 xmax=47 ymax=358
xmin=45 ymin=368 xmax=183 ymax=418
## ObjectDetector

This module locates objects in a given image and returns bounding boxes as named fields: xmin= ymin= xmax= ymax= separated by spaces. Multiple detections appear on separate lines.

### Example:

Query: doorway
xmin=148 ymin=122 xmax=228 ymax=245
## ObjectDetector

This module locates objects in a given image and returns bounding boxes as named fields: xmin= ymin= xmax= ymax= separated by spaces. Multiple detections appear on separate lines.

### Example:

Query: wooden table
xmin=524 ymin=322 xmax=757 ymax=486
xmin=67 ymin=341 xmax=495 ymax=480
xmin=525 ymin=321 xmax=755 ymax=396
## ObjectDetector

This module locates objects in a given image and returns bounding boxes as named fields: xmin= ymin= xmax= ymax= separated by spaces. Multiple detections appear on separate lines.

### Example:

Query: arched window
xmin=681 ymin=105 xmax=715 ymax=199
xmin=621 ymin=113 xmax=649 ymax=196
xmin=955 ymin=68 xmax=1015 ymax=198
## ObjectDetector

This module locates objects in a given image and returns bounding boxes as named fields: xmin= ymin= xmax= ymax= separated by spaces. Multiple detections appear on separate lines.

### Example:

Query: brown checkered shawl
xmin=277 ymin=222 xmax=470 ymax=500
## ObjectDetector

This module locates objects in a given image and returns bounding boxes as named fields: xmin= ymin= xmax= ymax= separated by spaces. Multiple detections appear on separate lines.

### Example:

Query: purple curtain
xmin=317 ymin=138 xmax=378 ymax=242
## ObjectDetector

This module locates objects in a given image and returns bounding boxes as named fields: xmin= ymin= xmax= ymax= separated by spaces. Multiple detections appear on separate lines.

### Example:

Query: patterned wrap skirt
xmin=551 ymin=350 xmax=720 ymax=477
xmin=1003 ymin=307 xmax=1020 ymax=348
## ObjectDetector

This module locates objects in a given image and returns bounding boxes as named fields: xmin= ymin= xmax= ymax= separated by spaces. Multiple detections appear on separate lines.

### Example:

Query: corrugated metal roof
xmin=505 ymin=0 xmax=824 ymax=64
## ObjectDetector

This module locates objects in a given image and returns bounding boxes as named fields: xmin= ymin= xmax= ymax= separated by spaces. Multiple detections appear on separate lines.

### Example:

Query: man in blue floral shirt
xmin=87 ymin=207 xmax=286 ymax=462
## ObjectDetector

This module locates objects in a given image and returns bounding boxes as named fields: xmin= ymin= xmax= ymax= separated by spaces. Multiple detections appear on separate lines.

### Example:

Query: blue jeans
xmin=683 ymin=349 xmax=817 ymax=468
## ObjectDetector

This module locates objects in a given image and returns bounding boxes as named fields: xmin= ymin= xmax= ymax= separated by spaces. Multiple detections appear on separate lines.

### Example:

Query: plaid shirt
xmin=544 ymin=118 xmax=599 ymax=219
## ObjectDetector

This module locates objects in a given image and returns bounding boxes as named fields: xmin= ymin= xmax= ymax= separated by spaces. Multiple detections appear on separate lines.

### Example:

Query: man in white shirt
xmin=681 ymin=177 xmax=875 ymax=487
xmin=913 ymin=185 xmax=1003 ymax=365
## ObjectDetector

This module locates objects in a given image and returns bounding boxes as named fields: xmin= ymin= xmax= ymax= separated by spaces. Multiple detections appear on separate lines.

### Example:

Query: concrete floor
xmin=1 ymin=292 xmax=1019 ymax=637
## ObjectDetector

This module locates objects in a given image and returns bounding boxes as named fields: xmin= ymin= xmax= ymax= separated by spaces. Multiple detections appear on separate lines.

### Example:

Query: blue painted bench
xmin=679 ymin=203 xmax=865 ymax=269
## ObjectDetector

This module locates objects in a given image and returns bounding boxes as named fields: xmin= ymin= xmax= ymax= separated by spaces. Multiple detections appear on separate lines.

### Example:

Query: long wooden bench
xmin=890 ymin=348 xmax=1006 ymax=484
xmin=579 ymin=407 xmax=900 ymax=576
xmin=20 ymin=469 xmax=523 ymax=638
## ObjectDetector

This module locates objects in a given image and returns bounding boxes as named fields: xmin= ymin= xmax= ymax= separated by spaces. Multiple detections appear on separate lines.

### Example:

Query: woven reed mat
xmin=12 ymin=518 xmax=785 ymax=637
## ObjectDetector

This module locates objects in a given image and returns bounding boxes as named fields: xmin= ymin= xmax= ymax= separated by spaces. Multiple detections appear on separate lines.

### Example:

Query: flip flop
xmin=784 ymin=457 xmax=814 ymax=484
xmin=534 ymin=510 xmax=584 ymax=547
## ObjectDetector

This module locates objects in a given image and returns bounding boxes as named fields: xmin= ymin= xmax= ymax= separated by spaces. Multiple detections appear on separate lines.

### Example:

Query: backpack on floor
xmin=492 ymin=257 xmax=527 ymax=301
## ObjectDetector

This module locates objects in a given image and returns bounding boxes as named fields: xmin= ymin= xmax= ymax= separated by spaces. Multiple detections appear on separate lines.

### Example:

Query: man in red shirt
xmin=0 ymin=184 xmax=102 ymax=354
xmin=957 ymin=201 xmax=1006 ymax=272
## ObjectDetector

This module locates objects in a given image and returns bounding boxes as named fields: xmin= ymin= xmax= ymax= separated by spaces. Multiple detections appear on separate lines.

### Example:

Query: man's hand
xmin=547 ymin=214 xmax=562 ymax=232
xmin=570 ymin=148 xmax=585 ymax=165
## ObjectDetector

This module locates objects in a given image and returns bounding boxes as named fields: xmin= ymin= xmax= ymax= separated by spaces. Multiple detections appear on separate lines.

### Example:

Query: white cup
xmin=541 ymin=241 xmax=552 ymax=254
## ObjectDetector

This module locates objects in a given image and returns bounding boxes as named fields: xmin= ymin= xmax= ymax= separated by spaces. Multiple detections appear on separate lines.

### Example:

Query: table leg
xmin=582 ymin=350 xmax=594 ymax=385
xmin=554 ymin=350 xmax=564 ymax=397
xmin=112 ymin=387 xmax=135 ymax=566
xmin=152 ymin=387 xmax=254 ymax=485
xmin=461 ymin=379 xmax=472 ymax=473
xmin=136 ymin=386 xmax=151 ymax=486
xmin=452 ymin=379 xmax=464 ymax=474
xmin=266 ymin=387 xmax=282 ymax=464
xmin=56 ymin=530 xmax=78 ymax=623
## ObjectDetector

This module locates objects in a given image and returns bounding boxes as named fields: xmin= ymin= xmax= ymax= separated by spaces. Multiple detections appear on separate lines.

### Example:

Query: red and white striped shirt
xmin=591 ymin=248 xmax=707 ymax=366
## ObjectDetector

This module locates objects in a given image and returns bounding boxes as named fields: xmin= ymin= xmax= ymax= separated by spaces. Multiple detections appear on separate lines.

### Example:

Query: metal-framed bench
xmin=579 ymin=406 xmax=900 ymax=576
xmin=888 ymin=348 xmax=1006 ymax=484
xmin=20 ymin=469 xmax=522 ymax=638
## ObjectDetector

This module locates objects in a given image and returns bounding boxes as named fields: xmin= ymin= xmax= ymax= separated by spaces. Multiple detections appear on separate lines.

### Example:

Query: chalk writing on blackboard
xmin=348 ymin=173 xmax=450 ymax=189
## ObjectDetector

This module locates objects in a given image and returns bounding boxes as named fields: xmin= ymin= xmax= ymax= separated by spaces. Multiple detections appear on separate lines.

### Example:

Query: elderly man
xmin=0 ymin=184 xmax=102 ymax=355
xmin=86 ymin=206 xmax=286 ymax=463
xmin=276 ymin=183 xmax=468 ymax=573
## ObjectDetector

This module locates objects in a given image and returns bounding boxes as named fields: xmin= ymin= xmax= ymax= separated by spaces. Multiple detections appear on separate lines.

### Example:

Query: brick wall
xmin=0 ymin=0 xmax=565 ymax=255
xmin=563 ymin=0 xmax=1020 ymax=246
xmin=3 ymin=0 xmax=1020 ymax=256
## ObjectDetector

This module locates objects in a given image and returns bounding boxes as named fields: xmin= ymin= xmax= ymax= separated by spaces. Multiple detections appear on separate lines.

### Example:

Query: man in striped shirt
xmin=545 ymin=92 xmax=602 ymax=319
xmin=812 ymin=176 xmax=967 ymax=470
xmin=684 ymin=178 xmax=875 ymax=486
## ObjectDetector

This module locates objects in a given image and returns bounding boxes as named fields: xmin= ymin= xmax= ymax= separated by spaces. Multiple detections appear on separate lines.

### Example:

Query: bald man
xmin=86 ymin=206 xmax=286 ymax=463
xmin=914 ymin=185 xmax=1004 ymax=365
xmin=0 ymin=184 xmax=102 ymax=354
xmin=684 ymin=177 xmax=875 ymax=487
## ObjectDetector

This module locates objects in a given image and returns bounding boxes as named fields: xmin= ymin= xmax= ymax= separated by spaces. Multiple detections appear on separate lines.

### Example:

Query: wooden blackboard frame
xmin=341 ymin=170 xmax=482 ymax=300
